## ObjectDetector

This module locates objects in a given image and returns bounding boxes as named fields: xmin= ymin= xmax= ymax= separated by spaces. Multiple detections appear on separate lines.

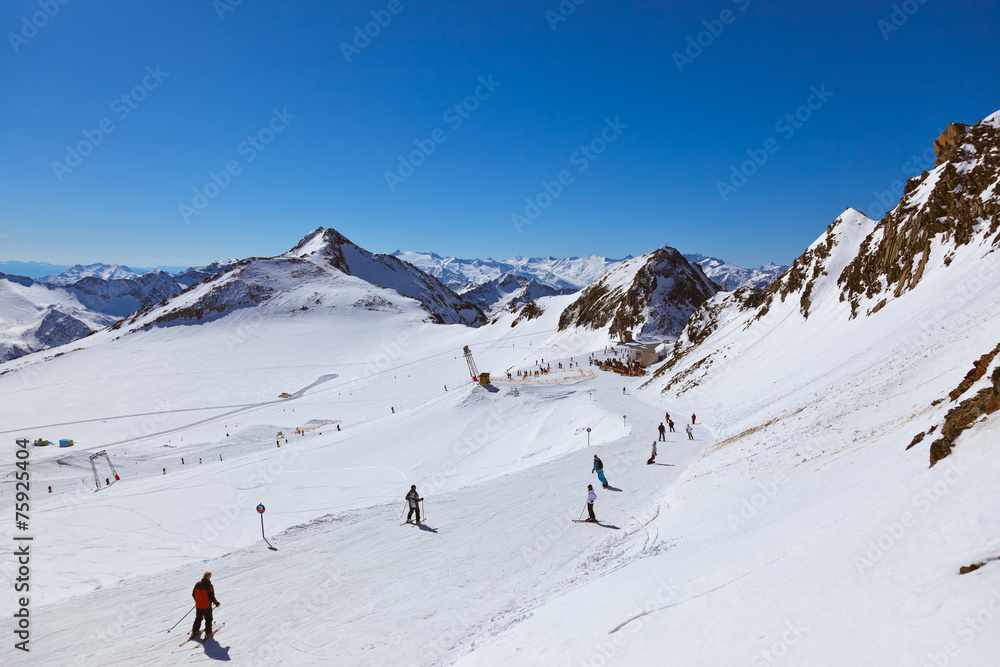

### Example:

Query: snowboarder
xmin=668 ymin=419 xmax=675 ymax=433
xmin=691 ymin=413 xmax=697 ymax=425
xmin=405 ymin=485 xmax=423 ymax=524
xmin=648 ymin=441 xmax=657 ymax=465
xmin=657 ymin=422 xmax=666 ymax=441
xmin=592 ymin=455 xmax=609 ymax=489
xmin=586 ymin=485 xmax=597 ymax=522
xmin=686 ymin=423 xmax=694 ymax=440
xmin=191 ymin=571 xmax=221 ymax=639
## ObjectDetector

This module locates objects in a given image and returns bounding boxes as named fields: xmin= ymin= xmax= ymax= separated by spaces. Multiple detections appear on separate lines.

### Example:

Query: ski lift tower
xmin=463 ymin=345 xmax=491 ymax=386
xmin=90 ymin=450 xmax=120 ymax=489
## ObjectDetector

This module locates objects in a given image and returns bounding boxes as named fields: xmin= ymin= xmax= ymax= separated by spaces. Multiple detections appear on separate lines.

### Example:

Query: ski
xmin=400 ymin=520 xmax=425 ymax=526
xmin=180 ymin=622 xmax=225 ymax=646
xmin=572 ymin=519 xmax=599 ymax=523
xmin=179 ymin=631 xmax=202 ymax=647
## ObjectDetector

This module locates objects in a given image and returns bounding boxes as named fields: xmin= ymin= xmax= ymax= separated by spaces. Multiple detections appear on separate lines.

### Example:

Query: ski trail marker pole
xmin=257 ymin=503 xmax=266 ymax=538
xmin=167 ymin=605 xmax=195 ymax=633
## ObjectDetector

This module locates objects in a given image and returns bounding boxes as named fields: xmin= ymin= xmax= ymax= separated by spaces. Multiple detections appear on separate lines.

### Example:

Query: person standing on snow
xmin=657 ymin=422 xmax=666 ymax=441
xmin=648 ymin=441 xmax=657 ymax=465
xmin=405 ymin=485 xmax=423 ymax=523
xmin=691 ymin=413 xmax=697 ymax=425
xmin=664 ymin=411 xmax=670 ymax=422
xmin=668 ymin=418 xmax=675 ymax=433
xmin=191 ymin=571 xmax=221 ymax=639
xmin=586 ymin=485 xmax=598 ymax=522
xmin=686 ymin=423 xmax=694 ymax=440
xmin=592 ymin=455 xmax=609 ymax=489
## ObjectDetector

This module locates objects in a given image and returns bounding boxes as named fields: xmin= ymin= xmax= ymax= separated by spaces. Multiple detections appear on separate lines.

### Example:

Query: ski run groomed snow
xmin=4 ymin=116 xmax=1000 ymax=665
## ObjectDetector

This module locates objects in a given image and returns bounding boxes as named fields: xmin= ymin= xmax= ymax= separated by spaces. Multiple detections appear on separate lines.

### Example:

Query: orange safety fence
xmin=492 ymin=369 xmax=595 ymax=384
xmin=295 ymin=422 xmax=329 ymax=435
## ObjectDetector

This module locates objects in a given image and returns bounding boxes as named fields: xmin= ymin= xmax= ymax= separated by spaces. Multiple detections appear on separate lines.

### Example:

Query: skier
xmin=405 ymin=485 xmax=423 ymax=524
xmin=668 ymin=419 xmax=675 ymax=433
xmin=191 ymin=571 xmax=221 ymax=639
xmin=691 ymin=413 xmax=697 ymax=425
xmin=648 ymin=441 xmax=657 ymax=465
xmin=592 ymin=455 xmax=609 ymax=489
xmin=664 ymin=411 xmax=670 ymax=422
xmin=657 ymin=422 xmax=666 ymax=441
xmin=586 ymin=484 xmax=597 ymax=522
xmin=686 ymin=423 xmax=694 ymax=440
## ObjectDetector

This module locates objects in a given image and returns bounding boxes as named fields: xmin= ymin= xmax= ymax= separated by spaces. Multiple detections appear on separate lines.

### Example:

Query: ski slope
xmin=2 ymin=226 xmax=1000 ymax=665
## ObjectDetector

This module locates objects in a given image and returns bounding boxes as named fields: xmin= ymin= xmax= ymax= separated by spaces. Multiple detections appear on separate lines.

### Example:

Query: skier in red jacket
xmin=191 ymin=572 xmax=221 ymax=639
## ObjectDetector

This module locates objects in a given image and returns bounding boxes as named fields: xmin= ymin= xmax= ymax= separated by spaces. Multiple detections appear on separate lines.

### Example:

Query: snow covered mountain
xmin=683 ymin=253 xmax=789 ymax=290
xmin=557 ymin=245 xmax=720 ymax=340
xmin=393 ymin=250 xmax=622 ymax=291
xmin=172 ymin=259 xmax=239 ymax=288
xmin=40 ymin=262 xmax=141 ymax=285
xmin=462 ymin=273 xmax=576 ymax=317
xmin=0 ymin=272 xmax=116 ymax=361
xmin=64 ymin=270 xmax=187 ymax=318
xmin=113 ymin=227 xmax=485 ymax=333
xmin=4 ymin=111 xmax=1000 ymax=667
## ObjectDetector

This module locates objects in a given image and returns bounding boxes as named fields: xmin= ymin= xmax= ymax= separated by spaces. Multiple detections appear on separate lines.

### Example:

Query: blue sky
xmin=1 ymin=0 xmax=998 ymax=269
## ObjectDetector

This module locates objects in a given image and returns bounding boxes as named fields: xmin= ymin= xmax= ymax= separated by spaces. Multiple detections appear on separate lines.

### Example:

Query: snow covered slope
xmin=0 ymin=273 xmax=116 ymax=362
xmin=111 ymin=227 xmax=485 ymax=333
xmin=558 ymin=245 xmax=720 ymax=341
xmin=3 ymin=112 xmax=1000 ymax=667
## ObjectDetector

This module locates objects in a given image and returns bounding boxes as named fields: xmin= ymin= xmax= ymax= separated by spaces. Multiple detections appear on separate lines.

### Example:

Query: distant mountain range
xmin=682 ymin=254 xmax=789 ymax=291
xmin=1 ymin=245 xmax=786 ymax=363
xmin=392 ymin=252 xmax=626 ymax=292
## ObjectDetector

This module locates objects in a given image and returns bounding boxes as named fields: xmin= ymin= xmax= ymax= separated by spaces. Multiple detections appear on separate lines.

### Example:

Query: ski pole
xmin=167 ymin=605 xmax=195 ymax=633
xmin=400 ymin=502 xmax=407 ymax=520
xmin=579 ymin=505 xmax=586 ymax=521
xmin=420 ymin=498 xmax=425 ymax=523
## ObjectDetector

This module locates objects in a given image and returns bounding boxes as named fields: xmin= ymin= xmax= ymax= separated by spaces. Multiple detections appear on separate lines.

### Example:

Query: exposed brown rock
xmin=934 ymin=123 xmax=968 ymax=166
xmin=839 ymin=116 xmax=1000 ymax=317
xmin=929 ymin=365 xmax=1000 ymax=466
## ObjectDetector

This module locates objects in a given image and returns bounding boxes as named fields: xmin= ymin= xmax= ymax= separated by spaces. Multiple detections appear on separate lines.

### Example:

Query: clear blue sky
xmin=2 ymin=0 xmax=998 ymax=269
